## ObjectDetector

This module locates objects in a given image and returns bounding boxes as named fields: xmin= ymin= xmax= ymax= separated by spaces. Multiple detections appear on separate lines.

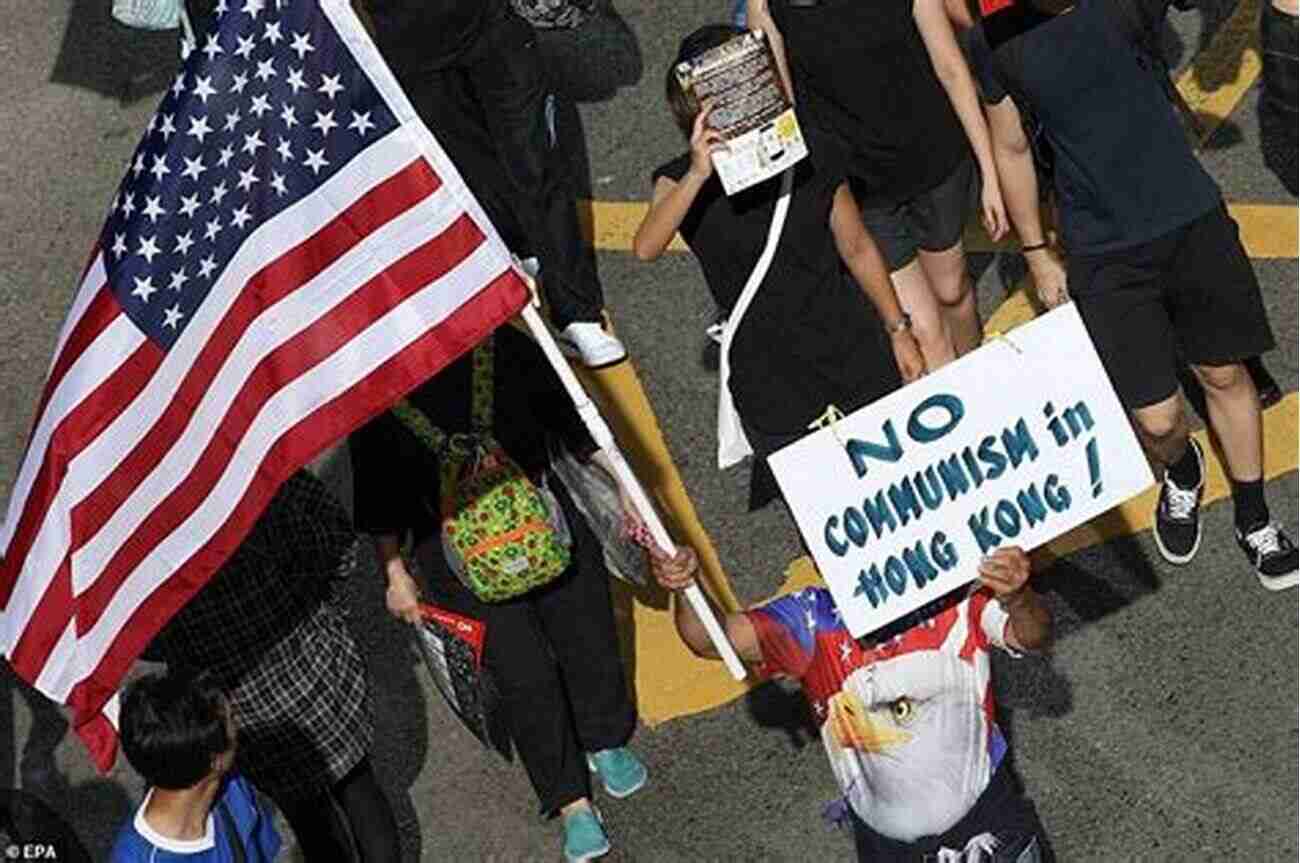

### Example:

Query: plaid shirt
xmin=148 ymin=471 xmax=373 ymax=803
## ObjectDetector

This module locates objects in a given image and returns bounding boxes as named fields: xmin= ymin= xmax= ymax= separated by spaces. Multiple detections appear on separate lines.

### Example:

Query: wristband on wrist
xmin=1021 ymin=241 xmax=1050 ymax=253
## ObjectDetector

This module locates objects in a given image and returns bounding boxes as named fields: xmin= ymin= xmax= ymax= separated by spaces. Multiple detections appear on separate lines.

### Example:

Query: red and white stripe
xmin=0 ymin=12 xmax=529 ymax=765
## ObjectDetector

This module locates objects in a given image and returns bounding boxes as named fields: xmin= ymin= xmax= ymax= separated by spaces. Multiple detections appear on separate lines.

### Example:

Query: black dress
xmin=348 ymin=326 xmax=636 ymax=815
xmin=652 ymin=148 xmax=902 ymax=508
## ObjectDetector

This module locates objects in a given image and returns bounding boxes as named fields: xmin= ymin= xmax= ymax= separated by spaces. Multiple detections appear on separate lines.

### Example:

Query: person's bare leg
xmin=917 ymin=241 xmax=981 ymax=357
xmin=1190 ymin=361 xmax=1263 ymax=482
xmin=891 ymin=259 xmax=955 ymax=369
xmin=1131 ymin=393 xmax=1191 ymax=468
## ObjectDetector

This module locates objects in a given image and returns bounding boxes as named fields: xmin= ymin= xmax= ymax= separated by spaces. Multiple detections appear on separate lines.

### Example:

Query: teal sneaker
xmin=586 ymin=747 xmax=648 ymax=799
xmin=562 ymin=806 xmax=610 ymax=863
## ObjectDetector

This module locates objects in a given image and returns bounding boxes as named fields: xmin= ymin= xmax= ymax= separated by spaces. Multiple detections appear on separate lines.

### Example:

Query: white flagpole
xmin=519 ymin=303 xmax=748 ymax=681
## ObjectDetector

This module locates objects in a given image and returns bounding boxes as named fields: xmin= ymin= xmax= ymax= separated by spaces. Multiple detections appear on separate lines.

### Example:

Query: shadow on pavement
xmin=744 ymin=680 xmax=819 ymax=751
xmin=50 ymin=0 xmax=180 ymax=104
xmin=0 ymin=666 xmax=132 ymax=861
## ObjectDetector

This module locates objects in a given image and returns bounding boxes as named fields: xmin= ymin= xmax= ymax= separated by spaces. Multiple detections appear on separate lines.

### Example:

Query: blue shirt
xmin=109 ymin=774 xmax=281 ymax=863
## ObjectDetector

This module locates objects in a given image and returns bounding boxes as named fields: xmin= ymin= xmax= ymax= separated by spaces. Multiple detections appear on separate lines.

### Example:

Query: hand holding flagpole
xmin=518 ymin=304 xmax=748 ymax=680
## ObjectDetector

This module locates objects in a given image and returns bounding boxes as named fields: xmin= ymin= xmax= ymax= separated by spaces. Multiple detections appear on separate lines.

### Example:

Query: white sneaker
xmin=559 ymin=322 xmax=627 ymax=368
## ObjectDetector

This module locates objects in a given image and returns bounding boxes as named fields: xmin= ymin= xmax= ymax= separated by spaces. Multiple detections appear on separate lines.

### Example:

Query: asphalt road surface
xmin=0 ymin=1 xmax=1296 ymax=861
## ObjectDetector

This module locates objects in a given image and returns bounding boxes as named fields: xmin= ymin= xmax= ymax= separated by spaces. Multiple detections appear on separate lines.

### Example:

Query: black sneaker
xmin=1236 ymin=522 xmax=1300 ymax=590
xmin=1152 ymin=438 xmax=1204 ymax=564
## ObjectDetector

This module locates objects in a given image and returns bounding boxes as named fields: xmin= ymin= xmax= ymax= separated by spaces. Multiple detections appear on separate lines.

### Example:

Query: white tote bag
xmin=716 ymin=168 xmax=794 ymax=469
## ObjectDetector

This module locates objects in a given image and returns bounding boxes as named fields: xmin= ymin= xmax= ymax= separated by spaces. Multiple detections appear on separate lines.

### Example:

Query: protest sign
xmin=768 ymin=305 xmax=1154 ymax=638
xmin=674 ymin=29 xmax=808 ymax=195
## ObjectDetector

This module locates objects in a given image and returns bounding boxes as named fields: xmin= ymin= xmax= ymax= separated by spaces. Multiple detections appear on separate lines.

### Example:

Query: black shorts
xmin=1067 ymin=203 xmax=1276 ymax=409
xmin=859 ymin=157 xmax=976 ymax=271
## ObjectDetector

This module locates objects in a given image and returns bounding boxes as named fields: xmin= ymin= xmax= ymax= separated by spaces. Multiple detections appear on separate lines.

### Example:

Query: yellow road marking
xmin=1175 ymin=0 xmax=1263 ymax=147
xmin=571 ymin=359 xmax=749 ymax=722
xmin=583 ymin=200 xmax=1299 ymax=259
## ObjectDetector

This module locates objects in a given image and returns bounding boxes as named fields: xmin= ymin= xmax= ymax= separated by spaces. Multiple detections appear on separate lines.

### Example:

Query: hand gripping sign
xmin=768 ymin=305 xmax=1154 ymax=639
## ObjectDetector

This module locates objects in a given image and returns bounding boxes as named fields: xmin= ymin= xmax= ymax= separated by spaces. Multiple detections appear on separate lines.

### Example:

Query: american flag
xmin=0 ymin=0 xmax=528 ymax=768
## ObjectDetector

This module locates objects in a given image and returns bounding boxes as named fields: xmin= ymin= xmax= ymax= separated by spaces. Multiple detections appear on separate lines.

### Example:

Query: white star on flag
xmin=202 ymin=35 xmax=223 ymax=62
xmin=181 ymin=155 xmax=207 ymax=181
xmin=187 ymin=115 xmax=214 ymax=144
xmin=255 ymin=58 xmax=277 ymax=83
xmin=318 ymin=73 xmax=343 ymax=100
xmin=230 ymin=204 xmax=253 ymax=230
xmin=150 ymin=155 xmax=171 ymax=182
xmin=168 ymin=268 xmax=189 ymax=291
xmin=197 ymin=253 xmax=218 ymax=278
xmin=174 ymin=230 xmax=195 ymax=255
xmin=264 ymin=21 xmax=283 ymax=45
xmin=348 ymin=111 xmax=375 ymax=136
xmin=111 ymin=233 xmax=128 ymax=257
xmin=276 ymin=137 xmax=294 ymax=161
xmin=311 ymin=109 xmax=337 ymax=137
xmin=237 ymin=166 xmax=259 ymax=192
xmin=204 ymin=217 xmax=223 ymax=242
xmin=132 ymin=153 xmax=146 ymax=178
xmin=289 ymin=31 xmax=314 ymax=60
xmin=249 ymin=94 xmax=272 ymax=118
xmin=137 ymin=235 xmax=161 ymax=263
xmin=280 ymin=103 xmax=298 ymax=129
xmin=286 ymin=67 xmax=307 ymax=94
xmin=242 ymin=0 xmax=265 ymax=17
xmin=193 ymin=76 xmax=218 ymax=104
xmin=120 ymin=192 xmax=136 ymax=217
xmin=142 ymin=196 xmax=166 ymax=223
xmin=158 ymin=114 xmax=177 ymax=141
xmin=162 ymin=304 xmax=185 ymax=329
xmin=270 ymin=171 xmax=288 ymax=196
xmin=231 ymin=70 xmax=251 ymax=94
xmin=211 ymin=180 xmax=230 ymax=206
xmin=242 ymin=129 xmax=266 ymax=156
xmin=178 ymin=194 xmax=201 ymax=218
xmin=131 ymin=275 xmax=157 ymax=302
xmin=303 ymin=147 xmax=328 ymax=174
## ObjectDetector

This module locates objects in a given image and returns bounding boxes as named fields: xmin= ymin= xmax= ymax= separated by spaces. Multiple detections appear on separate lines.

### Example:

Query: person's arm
xmin=829 ymin=184 xmax=926 ymax=383
xmin=650 ymin=546 xmax=763 ymax=663
xmin=984 ymin=96 xmax=1068 ymax=307
xmin=633 ymin=105 xmax=725 ymax=261
xmin=976 ymin=546 xmax=1052 ymax=652
xmin=913 ymin=0 xmax=1007 ymax=240
xmin=348 ymin=412 xmax=427 ymax=626
xmin=747 ymin=0 xmax=795 ymax=101
xmin=374 ymin=533 xmax=423 ymax=626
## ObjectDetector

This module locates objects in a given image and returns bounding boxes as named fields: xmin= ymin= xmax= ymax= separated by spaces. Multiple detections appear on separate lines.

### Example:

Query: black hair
xmin=665 ymin=24 xmax=747 ymax=136
xmin=119 ymin=671 xmax=232 ymax=791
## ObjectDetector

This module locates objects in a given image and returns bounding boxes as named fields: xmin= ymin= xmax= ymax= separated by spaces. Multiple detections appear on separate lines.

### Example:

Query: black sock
xmin=1232 ymin=479 xmax=1269 ymax=533
xmin=1166 ymin=443 xmax=1202 ymax=488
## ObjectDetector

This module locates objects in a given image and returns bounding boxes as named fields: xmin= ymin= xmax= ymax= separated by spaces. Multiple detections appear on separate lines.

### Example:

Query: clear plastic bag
xmin=548 ymin=444 xmax=650 ymax=587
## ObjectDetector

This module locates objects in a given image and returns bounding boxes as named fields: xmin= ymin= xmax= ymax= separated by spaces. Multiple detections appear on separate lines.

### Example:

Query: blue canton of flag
xmin=103 ymin=0 xmax=398 ymax=349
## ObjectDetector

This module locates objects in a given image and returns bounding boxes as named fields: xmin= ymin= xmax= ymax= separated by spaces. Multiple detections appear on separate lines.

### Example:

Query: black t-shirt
xmin=650 ymin=151 xmax=899 ymax=442
xmin=968 ymin=0 xmax=1221 ymax=255
xmin=366 ymin=0 xmax=500 ymax=71
xmin=770 ymin=0 xmax=969 ymax=207
xmin=349 ymin=326 xmax=595 ymax=543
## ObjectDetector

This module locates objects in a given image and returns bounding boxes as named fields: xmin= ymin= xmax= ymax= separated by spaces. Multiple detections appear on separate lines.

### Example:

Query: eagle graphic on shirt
xmin=745 ymin=586 xmax=1014 ymax=843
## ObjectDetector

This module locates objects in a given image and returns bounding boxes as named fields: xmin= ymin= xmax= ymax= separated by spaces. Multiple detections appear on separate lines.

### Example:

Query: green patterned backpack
xmin=392 ymin=338 xmax=572 ymax=602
